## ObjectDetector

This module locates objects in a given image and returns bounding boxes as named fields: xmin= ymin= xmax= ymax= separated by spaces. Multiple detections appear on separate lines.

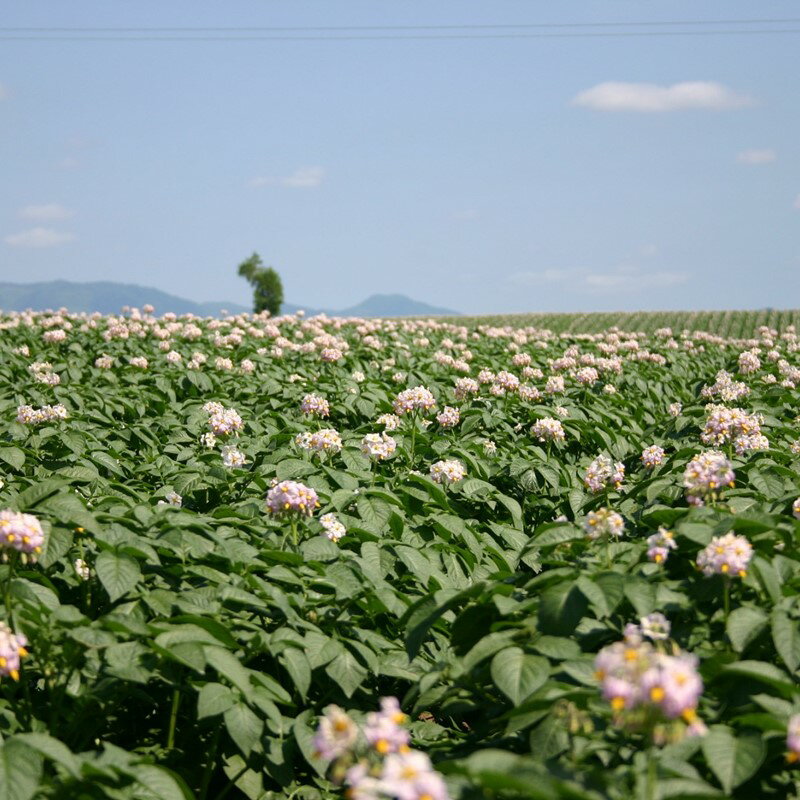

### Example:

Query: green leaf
xmin=130 ymin=765 xmax=193 ymax=800
xmin=718 ymin=660 xmax=794 ymax=694
xmin=326 ymin=649 xmax=367 ymax=698
xmin=538 ymin=581 xmax=587 ymax=635
xmin=90 ymin=450 xmax=126 ymax=477
xmin=404 ymin=585 xmax=484 ymax=659
xmin=461 ymin=630 xmax=519 ymax=672
xmin=95 ymin=550 xmax=141 ymax=602
xmin=0 ymin=739 xmax=43 ymax=800
xmin=197 ymin=682 xmax=235 ymax=719
xmin=531 ymin=636 xmax=580 ymax=661
xmin=701 ymin=725 xmax=765 ymax=794
xmin=0 ymin=447 xmax=25 ymax=471
xmin=14 ymin=479 xmax=66 ymax=510
xmin=726 ymin=606 xmax=767 ymax=653
xmin=14 ymin=733 xmax=79 ymax=778
xmin=771 ymin=607 xmax=800 ymax=671
xmin=280 ymin=647 xmax=312 ymax=699
xmin=490 ymin=647 xmax=549 ymax=706
xmin=224 ymin=703 xmax=264 ymax=755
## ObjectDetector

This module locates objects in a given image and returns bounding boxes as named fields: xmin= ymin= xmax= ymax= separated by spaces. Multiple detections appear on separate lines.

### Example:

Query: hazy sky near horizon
xmin=1 ymin=1 xmax=799 ymax=314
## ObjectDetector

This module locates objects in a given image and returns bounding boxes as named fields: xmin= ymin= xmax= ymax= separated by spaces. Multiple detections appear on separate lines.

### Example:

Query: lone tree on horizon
xmin=237 ymin=252 xmax=283 ymax=315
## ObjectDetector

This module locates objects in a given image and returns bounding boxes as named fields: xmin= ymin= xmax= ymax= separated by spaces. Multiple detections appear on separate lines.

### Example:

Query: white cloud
xmin=508 ymin=267 xmax=687 ymax=292
xmin=250 ymin=166 xmax=325 ymax=189
xmin=19 ymin=203 xmax=74 ymax=221
xmin=572 ymin=81 xmax=754 ymax=112
xmin=794 ymin=194 xmax=800 ymax=210
xmin=4 ymin=228 xmax=76 ymax=248
xmin=451 ymin=209 xmax=479 ymax=221
xmin=585 ymin=270 xmax=686 ymax=290
xmin=58 ymin=157 xmax=80 ymax=170
xmin=737 ymin=149 xmax=776 ymax=165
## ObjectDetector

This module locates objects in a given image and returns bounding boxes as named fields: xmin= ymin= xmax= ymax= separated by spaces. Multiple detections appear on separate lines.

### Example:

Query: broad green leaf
xmin=726 ymin=606 xmax=767 ymax=653
xmin=95 ymin=550 xmax=141 ymax=602
xmin=701 ymin=725 xmax=765 ymax=794
xmin=0 ymin=739 xmax=43 ymax=800
xmin=197 ymin=682 xmax=235 ymax=719
xmin=771 ymin=608 xmax=800 ymax=671
xmin=224 ymin=703 xmax=264 ymax=756
xmin=490 ymin=647 xmax=549 ymax=706
xmin=326 ymin=649 xmax=367 ymax=698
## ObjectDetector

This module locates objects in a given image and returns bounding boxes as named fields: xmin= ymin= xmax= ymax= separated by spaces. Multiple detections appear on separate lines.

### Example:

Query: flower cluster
xmin=393 ymin=386 xmax=436 ymax=415
xmin=641 ymin=445 xmax=665 ymax=469
xmin=584 ymin=454 xmax=625 ymax=492
xmin=0 ymin=623 xmax=29 ymax=681
xmin=203 ymin=403 xmax=244 ymax=436
xmin=0 ymin=510 xmax=45 ymax=559
xmin=320 ymin=513 xmax=346 ymax=543
xmin=738 ymin=350 xmax=761 ymax=374
xmin=436 ymin=406 xmax=460 ymax=428
xmin=29 ymin=361 xmax=60 ymax=385
xmin=361 ymin=433 xmax=397 ymax=461
xmin=490 ymin=370 xmax=520 ymax=395
xmin=221 ymin=445 xmax=246 ymax=468
xmin=701 ymin=370 xmax=750 ymax=402
xmin=530 ymin=417 xmax=566 ymax=443
xmin=594 ymin=624 xmax=705 ymax=742
xmin=300 ymin=393 xmax=331 ymax=418
xmin=696 ymin=532 xmax=753 ymax=578
xmin=647 ymin=528 xmax=677 ymax=564
xmin=16 ymin=404 xmax=68 ymax=425
xmin=296 ymin=429 xmax=343 ymax=455
xmin=700 ymin=405 xmax=767 ymax=452
xmin=682 ymin=451 xmax=735 ymax=506
xmin=788 ymin=715 xmax=800 ymax=763
xmin=429 ymin=460 xmax=466 ymax=485
xmin=376 ymin=413 xmax=401 ymax=431
xmin=158 ymin=491 xmax=182 ymax=507
xmin=575 ymin=366 xmax=599 ymax=386
xmin=313 ymin=698 xmax=449 ymax=800
xmin=583 ymin=508 xmax=625 ymax=540
xmin=266 ymin=480 xmax=319 ymax=517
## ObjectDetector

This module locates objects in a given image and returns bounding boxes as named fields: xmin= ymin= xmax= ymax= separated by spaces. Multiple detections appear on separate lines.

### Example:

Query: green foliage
xmin=1 ymin=308 xmax=800 ymax=799
xmin=237 ymin=252 xmax=284 ymax=315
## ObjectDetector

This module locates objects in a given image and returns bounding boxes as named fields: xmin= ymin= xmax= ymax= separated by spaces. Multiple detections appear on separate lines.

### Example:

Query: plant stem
xmin=723 ymin=577 xmax=731 ymax=623
xmin=646 ymin=748 xmax=657 ymax=800
xmin=290 ymin=518 xmax=298 ymax=549
xmin=409 ymin=413 xmax=417 ymax=465
xmin=3 ymin=552 xmax=18 ymax=626
xmin=167 ymin=686 xmax=181 ymax=750
xmin=199 ymin=726 xmax=222 ymax=800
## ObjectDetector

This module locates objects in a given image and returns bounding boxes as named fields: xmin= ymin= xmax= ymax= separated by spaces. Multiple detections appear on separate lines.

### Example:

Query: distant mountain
xmin=0 ymin=280 xmax=249 ymax=316
xmin=0 ymin=281 xmax=460 ymax=318
xmin=338 ymin=294 xmax=458 ymax=317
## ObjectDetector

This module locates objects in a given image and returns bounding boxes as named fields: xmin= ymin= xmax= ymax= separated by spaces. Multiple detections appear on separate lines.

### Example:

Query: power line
xmin=2 ymin=18 xmax=800 ymax=32
xmin=1 ymin=29 xmax=800 ymax=41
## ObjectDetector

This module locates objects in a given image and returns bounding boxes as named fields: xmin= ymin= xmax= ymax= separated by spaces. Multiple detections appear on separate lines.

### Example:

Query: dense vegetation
xmin=451 ymin=308 xmax=800 ymax=336
xmin=1 ymin=308 xmax=799 ymax=800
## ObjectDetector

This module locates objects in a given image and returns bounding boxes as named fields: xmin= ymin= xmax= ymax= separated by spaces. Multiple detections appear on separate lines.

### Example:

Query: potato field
xmin=1 ymin=308 xmax=800 ymax=800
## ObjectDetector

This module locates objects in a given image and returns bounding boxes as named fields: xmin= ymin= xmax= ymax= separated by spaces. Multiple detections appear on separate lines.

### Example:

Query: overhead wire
xmin=1 ymin=17 xmax=800 ymax=41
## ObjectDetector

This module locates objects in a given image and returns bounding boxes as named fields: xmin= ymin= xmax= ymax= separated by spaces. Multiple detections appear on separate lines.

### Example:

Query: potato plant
xmin=0 ymin=310 xmax=799 ymax=799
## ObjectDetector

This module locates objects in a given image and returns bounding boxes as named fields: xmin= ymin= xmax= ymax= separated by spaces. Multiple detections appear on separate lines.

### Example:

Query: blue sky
xmin=1 ymin=1 xmax=798 ymax=314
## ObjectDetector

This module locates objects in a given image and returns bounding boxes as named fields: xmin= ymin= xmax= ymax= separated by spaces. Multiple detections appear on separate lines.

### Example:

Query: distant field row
xmin=446 ymin=308 xmax=800 ymax=336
